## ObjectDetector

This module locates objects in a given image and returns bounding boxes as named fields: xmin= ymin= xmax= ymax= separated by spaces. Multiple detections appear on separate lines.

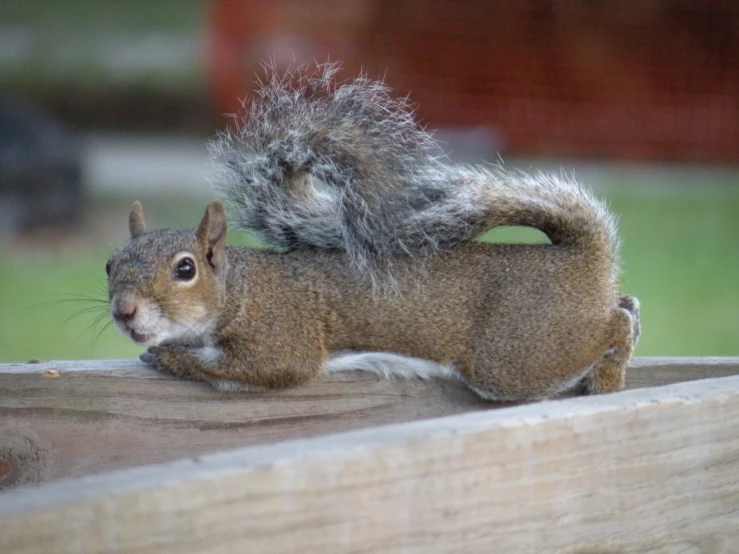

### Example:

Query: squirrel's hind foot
xmin=582 ymin=299 xmax=639 ymax=395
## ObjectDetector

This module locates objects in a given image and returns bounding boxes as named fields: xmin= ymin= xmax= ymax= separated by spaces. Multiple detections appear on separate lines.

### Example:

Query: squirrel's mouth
xmin=129 ymin=330 xmax=154 ymax=344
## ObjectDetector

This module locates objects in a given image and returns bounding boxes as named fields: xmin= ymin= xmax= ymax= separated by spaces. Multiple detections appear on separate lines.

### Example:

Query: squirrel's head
xmin=106 ymin=201 xmax=229 ymax=347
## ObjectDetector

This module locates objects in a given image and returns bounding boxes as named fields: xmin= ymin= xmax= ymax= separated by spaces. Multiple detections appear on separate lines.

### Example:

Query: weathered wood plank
xmin=1 ymin=375 xmax=738 ymax=553
xmin=0 ymin=359 xmax=485 ymax=489
xmin=1 ymin=357 xmax=738 ymax=489
xmin=627 ymin=356 xmax=739 ymax=387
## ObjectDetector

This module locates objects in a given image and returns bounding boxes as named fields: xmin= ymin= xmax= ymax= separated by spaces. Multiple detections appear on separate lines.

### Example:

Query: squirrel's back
xmin=209 ymin=64 xmax=619 ymax=284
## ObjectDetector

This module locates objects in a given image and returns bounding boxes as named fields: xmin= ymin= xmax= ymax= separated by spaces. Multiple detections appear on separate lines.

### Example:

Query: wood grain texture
xmin=0 ymin=359 xmax=486 ymax=489
xmin=1 ymin=357 xmax=738 ymax=489
xmin=1 ymin=374 xmax=739 ymax=553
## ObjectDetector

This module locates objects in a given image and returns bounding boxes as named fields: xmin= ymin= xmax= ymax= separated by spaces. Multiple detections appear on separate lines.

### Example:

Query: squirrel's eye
xmin=174 ymin=257 xmax=196 ymax=281
xmin=105 ymin=261 xmax=111 ymax=276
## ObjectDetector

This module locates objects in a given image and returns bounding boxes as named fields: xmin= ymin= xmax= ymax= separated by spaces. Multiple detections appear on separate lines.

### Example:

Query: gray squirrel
xmin=106 ymin=64 xmax=640 ymax=400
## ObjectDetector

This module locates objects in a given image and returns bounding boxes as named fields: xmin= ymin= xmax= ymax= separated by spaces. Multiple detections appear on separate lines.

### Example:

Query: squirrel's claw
xmin=139 ymin=346 xmax=160 ymax=366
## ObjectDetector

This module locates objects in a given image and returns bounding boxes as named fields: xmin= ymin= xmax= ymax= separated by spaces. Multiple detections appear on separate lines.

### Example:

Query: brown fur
xmin=110 ymin=202 xmax=640 ymax=401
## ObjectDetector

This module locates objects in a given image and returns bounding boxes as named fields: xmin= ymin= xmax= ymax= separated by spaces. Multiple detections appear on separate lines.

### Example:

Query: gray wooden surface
xmin=1 ymin=357 xmax=738 ymax=490
xmin=1 ymin=371 xmax=738 ymax=553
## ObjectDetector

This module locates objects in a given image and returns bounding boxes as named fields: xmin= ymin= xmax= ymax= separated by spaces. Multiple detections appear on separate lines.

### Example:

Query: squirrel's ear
xmin=196 ymin=201 xmax=228 ymax=272
xmin=129 ymin=201 xmax=146 ymax=238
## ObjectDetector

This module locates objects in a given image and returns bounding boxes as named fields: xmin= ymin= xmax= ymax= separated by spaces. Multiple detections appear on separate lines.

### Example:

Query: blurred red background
xmin=208 ymin=0 xmax=739 ymax=162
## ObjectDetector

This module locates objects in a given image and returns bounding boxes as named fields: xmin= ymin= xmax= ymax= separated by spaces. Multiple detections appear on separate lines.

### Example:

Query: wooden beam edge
xmin=2 ymin=373 xmax=739 ymax=517
xmin=3 ymin=356 xmax=739 ymax=376
xmin=1 ymin=358 xmax=144 ymax=375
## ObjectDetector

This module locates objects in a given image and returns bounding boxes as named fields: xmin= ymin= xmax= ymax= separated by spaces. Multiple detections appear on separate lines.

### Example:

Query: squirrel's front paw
xmin=140 ymin=345 xmax=193 ymax=378
xmin=139 ymin=345 xmax=160 ymax=366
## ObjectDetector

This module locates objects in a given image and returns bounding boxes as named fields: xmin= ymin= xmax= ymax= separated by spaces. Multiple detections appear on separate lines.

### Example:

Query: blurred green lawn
xmin=1 ymin=184 xmax=737 ymax=362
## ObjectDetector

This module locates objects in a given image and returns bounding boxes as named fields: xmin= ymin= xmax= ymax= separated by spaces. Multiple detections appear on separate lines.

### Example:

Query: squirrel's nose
xmin=113 ymin=298 xmax=138 ymax=323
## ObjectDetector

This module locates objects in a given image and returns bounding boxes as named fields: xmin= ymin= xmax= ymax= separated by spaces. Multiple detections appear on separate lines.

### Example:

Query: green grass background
xmin=1 ymin=182 xmax=737 ymax=363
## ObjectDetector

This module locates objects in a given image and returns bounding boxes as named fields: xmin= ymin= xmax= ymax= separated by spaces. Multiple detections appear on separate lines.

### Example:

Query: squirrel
xmin=106 ymin=64 xmax=640 ymax=401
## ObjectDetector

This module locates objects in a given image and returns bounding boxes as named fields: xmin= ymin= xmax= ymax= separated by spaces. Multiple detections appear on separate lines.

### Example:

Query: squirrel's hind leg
xmin=582 ymin=297 xmax=640 ymax=395
xmin=618 ymin=295 xmax=641 ymax=346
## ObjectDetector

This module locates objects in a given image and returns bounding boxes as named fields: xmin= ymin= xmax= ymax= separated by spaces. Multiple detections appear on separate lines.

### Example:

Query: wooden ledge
xmin=1 ymin=357 xmax=738 ymax=491
xmin=1 ymin=366 xmax=739 ymax=553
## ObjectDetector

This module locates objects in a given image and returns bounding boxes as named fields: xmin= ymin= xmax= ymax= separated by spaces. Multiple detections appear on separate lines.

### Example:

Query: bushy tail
xmin=209 ymin=63 xmax=619 ymax=280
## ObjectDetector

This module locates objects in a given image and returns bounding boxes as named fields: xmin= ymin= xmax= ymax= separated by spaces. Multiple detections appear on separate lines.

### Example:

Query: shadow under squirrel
xmin=106 ymin=65 xmax=640 ymax=401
